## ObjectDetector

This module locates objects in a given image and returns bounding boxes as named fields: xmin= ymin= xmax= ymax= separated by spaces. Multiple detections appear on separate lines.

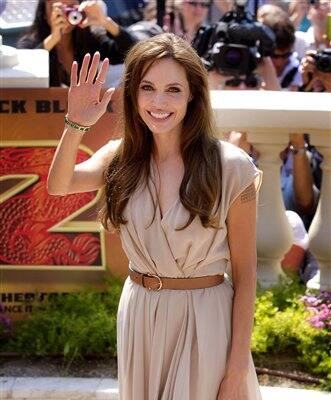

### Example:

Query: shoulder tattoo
xmin=240 ymin=183 xmax=256 ymax=204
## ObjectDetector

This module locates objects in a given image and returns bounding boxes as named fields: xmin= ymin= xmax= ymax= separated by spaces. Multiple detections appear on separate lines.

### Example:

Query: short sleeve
xmin=219 ymin=140 xmax=263 ymax=214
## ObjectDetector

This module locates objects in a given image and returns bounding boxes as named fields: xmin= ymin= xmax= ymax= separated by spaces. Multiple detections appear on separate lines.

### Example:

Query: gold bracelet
xmin=64 ymin=114 xmax=91 ymax=132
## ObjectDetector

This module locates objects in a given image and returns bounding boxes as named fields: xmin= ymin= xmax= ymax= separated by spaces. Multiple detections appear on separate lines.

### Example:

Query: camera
xmin=62 ymin=6 xmax=86 ymax=26
xmin=312 ymin=49 xmax=331 ymax=73
xmin=192 ymin=0 xmax=275 ymax=80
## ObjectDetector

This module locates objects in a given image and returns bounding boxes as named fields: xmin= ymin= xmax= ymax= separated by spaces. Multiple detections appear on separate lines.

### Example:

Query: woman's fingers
xmin=78 ymin=53 xmax=91 ymax=85
xmin=71 ymin=61 xmax=78 ymax=88
xmin=86 ymin=52 xmax=101 ymax=84
xmin=100 ymin=87 xmax=115 ymax=110
xmin=95 ymin=57 xmax=109 ymax=85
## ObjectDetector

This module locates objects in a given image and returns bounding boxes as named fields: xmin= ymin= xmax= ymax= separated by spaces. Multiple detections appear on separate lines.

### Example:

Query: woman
xmin=17 ymin=0 xmax=138 ymax=86
xmin=47 ymin=33 xmax=262 ymax=400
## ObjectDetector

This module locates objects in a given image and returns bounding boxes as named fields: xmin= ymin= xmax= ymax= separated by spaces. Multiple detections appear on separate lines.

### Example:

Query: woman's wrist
xmin=224 ymin=363 xmax=249 ymax=379
xmin=64 ymin=114 xmax=91 ymax=133
xmin=43 ymin=33 xmax=60 ymax=51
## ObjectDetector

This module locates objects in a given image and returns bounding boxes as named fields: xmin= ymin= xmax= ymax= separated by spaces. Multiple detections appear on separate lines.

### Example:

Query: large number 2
xmin=0 ymin=142 xmax=106 ymax=270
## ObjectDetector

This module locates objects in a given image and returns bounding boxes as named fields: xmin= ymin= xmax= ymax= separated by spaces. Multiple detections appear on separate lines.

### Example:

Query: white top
xmin=294 ymin=27 xmax=326 ymax=60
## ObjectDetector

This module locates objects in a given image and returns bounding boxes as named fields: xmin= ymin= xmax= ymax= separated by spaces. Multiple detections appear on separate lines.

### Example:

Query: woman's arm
xmin=256 ymin=57 xmax=281 ymax=91
xmin=47 ymin=131 xmax=120 ymax=195
xmin=225 ymin=182 xmax=258 ymax=374
xmin=79 ymin=1 xmax=138 ymax=64
xmin=47 ymin=52 xmax=115 ymax=195
xmin=290 ymin=133 xmax=315 ymax=213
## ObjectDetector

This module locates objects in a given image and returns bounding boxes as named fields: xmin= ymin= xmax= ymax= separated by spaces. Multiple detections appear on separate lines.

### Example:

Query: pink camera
xmin=62 ymin=5 xmax=86 ymax=26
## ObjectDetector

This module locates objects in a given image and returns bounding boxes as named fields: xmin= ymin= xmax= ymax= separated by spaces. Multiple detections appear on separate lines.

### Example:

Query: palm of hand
xmin=67 ymin=52 xmax=114 ymax=127
xmin=69 ymin=83 xmax=103 ymax=126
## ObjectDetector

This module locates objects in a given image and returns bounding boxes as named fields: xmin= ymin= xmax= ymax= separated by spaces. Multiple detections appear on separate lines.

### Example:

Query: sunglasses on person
xmin=225 ymin=75 xmax=259 ymax=88
xmin=187 ymin=1 xmax=211 ymax=8
xmin=271 ymin=51 xmax=293 ymax=59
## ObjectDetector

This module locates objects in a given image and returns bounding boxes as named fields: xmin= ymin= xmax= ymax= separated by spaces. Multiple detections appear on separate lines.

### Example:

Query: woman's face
xmin=137 ymin=57 xmax=192 ymax=137
xmin=182 ymin=0 xmax=210 ymax=27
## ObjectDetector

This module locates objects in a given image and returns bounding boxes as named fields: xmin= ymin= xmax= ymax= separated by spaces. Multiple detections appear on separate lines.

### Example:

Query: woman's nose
xmin=152 ymin=92 xmax=167 ymax=108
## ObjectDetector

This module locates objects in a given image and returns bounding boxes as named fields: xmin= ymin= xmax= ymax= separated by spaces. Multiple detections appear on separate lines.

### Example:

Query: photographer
xmin=17 ymin=0 xmax=139 ymax=86
xmin=258 ymin=5 xmax=303 ymax=91
xmin=300 ymin=49 xmax=331 ymax=91
xmin=193 ymin=0 xmax=279 ymax=90
xmin=207 ymin=56 xmax=280 ymax=90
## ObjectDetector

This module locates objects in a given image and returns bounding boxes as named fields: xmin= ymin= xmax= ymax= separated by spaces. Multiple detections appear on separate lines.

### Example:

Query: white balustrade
xmin=211 ymin=91 xmax=331 ymax=289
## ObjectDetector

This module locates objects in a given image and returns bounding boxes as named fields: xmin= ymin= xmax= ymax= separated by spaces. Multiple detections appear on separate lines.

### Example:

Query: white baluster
xmin=307 ymin=146 xmax=331 ymax=291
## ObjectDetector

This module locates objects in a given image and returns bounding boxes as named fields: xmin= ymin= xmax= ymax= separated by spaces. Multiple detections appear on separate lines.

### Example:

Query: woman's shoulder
xmin=217 ymin=139 xmax=254 ymax=167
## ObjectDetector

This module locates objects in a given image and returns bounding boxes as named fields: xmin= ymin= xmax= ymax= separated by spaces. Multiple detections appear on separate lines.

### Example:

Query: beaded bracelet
xmin=64 ymin=114 xmax=91 ymax=133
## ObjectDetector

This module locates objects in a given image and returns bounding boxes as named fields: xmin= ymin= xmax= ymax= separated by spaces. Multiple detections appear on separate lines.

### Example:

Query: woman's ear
xmin=188 ymin=92 xmax=193 ymax=102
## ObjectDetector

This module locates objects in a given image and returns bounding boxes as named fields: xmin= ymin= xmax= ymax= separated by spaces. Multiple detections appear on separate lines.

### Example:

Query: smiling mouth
xmin=148 ymin=111 xmax=173 ymax=121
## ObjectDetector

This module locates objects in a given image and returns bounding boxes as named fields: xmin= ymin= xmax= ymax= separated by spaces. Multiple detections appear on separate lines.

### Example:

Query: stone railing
xmin=211 ymin=90 xmax=331 ymax=290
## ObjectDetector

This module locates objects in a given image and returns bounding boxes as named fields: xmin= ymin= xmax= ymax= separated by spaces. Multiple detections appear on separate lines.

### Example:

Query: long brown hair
xmin=101 ymin=33 xmax=222 ymax=231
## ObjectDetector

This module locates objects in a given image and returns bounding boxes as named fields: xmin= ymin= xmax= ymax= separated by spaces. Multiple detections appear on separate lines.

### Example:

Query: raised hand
xmin=67 ymin=52 xmax=115 ymax=127
xmin=78 ymin=0 xmax=107 ymax=29
xmin=49 ymin=2 xmax=70 ymax=43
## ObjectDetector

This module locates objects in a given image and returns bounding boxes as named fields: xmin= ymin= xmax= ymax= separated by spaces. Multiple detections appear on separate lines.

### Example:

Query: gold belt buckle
xmin=143 ymin=273 xmax=163 ymax=291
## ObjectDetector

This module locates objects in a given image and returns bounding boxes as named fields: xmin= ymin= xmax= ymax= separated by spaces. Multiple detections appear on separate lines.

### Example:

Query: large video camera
xmin=313 ymin=49 xmax=331 ymax=73
xmin=192 ymin=0 xmax=275 ymax=81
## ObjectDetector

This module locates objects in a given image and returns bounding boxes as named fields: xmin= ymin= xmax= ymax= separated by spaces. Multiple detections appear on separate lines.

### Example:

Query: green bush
xmin=252 ymin=278 xmax=331 ymax=389
xmin=2 ymin=276 xmax=124 ymax=361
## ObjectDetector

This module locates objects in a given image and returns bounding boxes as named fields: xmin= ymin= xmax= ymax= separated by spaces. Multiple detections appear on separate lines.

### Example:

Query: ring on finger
xmin=96 ymin=79 xmax=105 ymax=84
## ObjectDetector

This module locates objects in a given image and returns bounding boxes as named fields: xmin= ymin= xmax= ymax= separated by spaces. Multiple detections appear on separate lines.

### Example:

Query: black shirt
xmin=17 ymin=26 xmax=138 ymax=86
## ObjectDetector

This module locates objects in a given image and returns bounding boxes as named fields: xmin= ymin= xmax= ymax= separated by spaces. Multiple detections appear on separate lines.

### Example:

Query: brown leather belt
xmin=129 ymin=267 xmax=224 ymax=291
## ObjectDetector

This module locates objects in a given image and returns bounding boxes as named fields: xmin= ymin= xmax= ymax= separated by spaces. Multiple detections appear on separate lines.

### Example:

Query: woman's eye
xmin=141 ymin=85 xmax=153 ymax=91
xmin=168 ymin=87 xmax=180 ymax=93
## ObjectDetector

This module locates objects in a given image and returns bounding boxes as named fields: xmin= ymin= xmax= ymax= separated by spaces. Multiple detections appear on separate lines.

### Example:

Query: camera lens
xmin=67 ymin=10 xmax=83 ymax=25
xmin=224 ymin=48 xmax=242 ymax=67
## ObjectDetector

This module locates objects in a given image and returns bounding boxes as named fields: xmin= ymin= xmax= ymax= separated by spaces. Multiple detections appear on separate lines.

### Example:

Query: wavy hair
xmin=101 ymin=33 xmax=222 ymax=232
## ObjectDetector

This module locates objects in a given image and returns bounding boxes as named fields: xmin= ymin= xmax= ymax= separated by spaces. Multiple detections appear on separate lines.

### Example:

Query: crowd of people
xmin=18 ymin=0 xmax=330 ymax=285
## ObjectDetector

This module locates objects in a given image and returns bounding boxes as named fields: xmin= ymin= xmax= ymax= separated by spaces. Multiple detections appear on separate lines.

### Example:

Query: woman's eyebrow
xmin=140 ymin=80 xmax=184 ymax=87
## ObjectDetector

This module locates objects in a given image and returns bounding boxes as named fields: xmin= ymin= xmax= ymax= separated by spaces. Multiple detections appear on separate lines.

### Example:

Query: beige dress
xmin=117 ymin=140 xmax=263 ymax=400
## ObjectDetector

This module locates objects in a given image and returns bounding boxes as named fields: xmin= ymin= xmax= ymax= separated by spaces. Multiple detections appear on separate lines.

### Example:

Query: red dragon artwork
xmin=0 ymin=146 xmax=101 ymax=267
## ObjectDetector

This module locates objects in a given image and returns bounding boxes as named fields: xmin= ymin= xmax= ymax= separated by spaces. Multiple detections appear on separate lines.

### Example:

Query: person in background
xmin=300 ymin=48 xmax=331 ymax=91
xmin=207 ymin=55 xmax=281 ymax=91
xmin=208 ymin=0 xmax=289 ymax=23
xmin=258 ymin=5 xmax=303 ymax=90
xmin=280 ymin=133 xmax=322 ymax=230
xmin=143 ymin=0 xmax=210 ymax=43
xmin=294 ymin=0 xmax=331 ymax=59
xmin=17 ymin=0 xmax=139 ymax=87
xmin=288 ymin=0 xmax=310 ymax=31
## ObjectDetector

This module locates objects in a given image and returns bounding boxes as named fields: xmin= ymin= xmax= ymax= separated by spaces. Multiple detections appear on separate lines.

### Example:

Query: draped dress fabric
xmin=116 ymin=140 xmax=263 ymax=400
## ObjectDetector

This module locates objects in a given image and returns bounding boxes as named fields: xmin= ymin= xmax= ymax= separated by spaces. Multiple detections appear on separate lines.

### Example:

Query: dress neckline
xmin=149 ymin=158 xmax=180 ymax=221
